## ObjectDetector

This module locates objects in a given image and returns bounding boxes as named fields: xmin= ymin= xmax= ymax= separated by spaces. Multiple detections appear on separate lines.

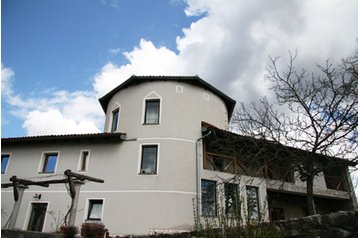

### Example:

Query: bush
xmin=60 ymin=226 xmax=78 ymax=238
xmin=81 ymin=222 xmax=108 ymax=238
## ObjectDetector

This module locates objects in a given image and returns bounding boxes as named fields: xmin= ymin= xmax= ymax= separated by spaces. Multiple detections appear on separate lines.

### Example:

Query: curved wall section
xmin=104 ymin=81 xmax=229 ymax=139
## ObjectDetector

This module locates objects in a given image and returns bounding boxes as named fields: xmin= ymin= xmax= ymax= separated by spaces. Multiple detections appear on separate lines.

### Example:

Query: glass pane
xmin=145 ymin=100 xmax=159 ymax=124
xmin=111 ymin=109 xmax=119 ymax=132
xmin=27 ymin=203 xmax=47 ymax=231
xmin=44 ymin=154 xmax=57 ymax=173
xmin=80 ymin=151 xmax=89 ymax=171
xmin=246 ymin=186 xmax=260 ymax=220
xmin=201 ymin=180 xmax=216 ymax=216
xmin=1 ymin=155 xmax=10 ymax=173
xmin=141 ymin=146 xmax=157 ymax=173
xmin=225 ymin=183 xmax=240 ymax=215
xmin=88 ymin=201 xmax=103 ymax=220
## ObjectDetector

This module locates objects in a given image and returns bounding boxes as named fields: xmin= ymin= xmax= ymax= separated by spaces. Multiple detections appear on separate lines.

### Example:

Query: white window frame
xmin=201 ymin=179 xmax=217 ymax=217
xmin=1 ymin=153 xmax=11 ymax=174
xmin=142 ymin=91 xmax=162 ymax=125
xmin=138 ymin=143 xmax=160 ymax=175
xmin=84 ymin=198 xmax=105 ymax=221
xmin=245 ymin=185 xmax=260 ymax=221
xmin=77 ymin=150 xmax=90 ymax=172
xmin=38 ymin=151 xmax=60 ymax=174
xmin=23 ymin=201 xmax=49 ymax=232
xmin=110 ymin=104 xmax=121 ymax=132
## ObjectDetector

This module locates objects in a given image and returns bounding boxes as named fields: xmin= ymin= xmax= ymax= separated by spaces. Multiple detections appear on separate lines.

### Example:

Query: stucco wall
xmin=1 ymin=138 xmax=199 ymax=235
xmin=103 ymin=81 xmax=229 ymax=138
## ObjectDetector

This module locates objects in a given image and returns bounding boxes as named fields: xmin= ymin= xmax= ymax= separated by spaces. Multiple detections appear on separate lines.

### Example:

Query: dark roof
xmin=99 ymin=75 xmax=237 ymax=120
xmin=1 ymin=132 xmax=126 ymax=145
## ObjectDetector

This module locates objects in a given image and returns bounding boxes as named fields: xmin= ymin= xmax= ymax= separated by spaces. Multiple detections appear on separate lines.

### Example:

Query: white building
xmin=1 ymin=76 xmax=356 ymax=236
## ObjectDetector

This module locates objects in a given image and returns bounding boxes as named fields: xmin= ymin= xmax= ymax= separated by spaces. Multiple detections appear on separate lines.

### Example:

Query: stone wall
xmin=274 ymin=210 xmax=358 ymax=238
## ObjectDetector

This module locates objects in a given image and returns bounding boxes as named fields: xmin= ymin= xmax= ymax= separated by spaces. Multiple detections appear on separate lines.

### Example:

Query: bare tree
xmin=232 ymin=50 xmax=358 ymax=215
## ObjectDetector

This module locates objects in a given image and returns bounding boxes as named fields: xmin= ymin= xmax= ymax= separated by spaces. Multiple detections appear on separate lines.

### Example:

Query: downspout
xmin=195 ymin=130 xmax=212 ymax=230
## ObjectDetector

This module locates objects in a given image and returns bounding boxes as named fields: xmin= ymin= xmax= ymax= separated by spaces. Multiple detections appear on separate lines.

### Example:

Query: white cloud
xmin=23 ymin=109 xmax=100 ymax=136
xmin=3 ymin=0 xmax=358 ymax=138
xmin=109 ymin=48 xmax=121 ymax=56
xmin=93 ymin=0 xmax=358 ymax=103
xmin=1 ymin=64 xmax=104 ymax=136
xmin=1 ymin=63 xmax=15 ymax=97
xmin=94 ymin=39 xmax=185 ymax=97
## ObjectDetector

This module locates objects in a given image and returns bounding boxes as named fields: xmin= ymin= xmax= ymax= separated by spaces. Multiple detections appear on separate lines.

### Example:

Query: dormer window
xmin=111 ymin=108 xmax=119 ymax=132
xmin=144 ymin=99 xmax=160 ymax=124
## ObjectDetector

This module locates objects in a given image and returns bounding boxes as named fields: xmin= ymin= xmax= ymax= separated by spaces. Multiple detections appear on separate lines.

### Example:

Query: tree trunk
xmin=306 ymin=174 xmax=316 ymax=215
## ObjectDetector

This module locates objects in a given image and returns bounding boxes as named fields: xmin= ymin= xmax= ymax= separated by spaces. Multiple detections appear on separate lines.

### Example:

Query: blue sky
xmin=2 ymin=0 xmax=358 ymax=138
xmin=2 ymin=0 xmax=199 ymax=137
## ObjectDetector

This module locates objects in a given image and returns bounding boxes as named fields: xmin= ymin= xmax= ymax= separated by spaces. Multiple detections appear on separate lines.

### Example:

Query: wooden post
xmin=8 ymin=185 xmax=28 ymax=229
xmin=68 ymin=180 xmax=84 ymax=226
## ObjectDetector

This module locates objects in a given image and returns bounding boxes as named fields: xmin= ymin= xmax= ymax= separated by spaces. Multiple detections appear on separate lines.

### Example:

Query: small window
xmin=140 ymin=145 xmax=158 ymax=174
xmin=87 ymin=199 xmax=103 ymax=220
xmin=111 ymin=108 xmax=119 ymax=132
xmin=1 ymin=154 xmax=10 ymax=174
xmin=246 ymin=186 xmax=260 ymax=220
xmin=78 ymin=151 xmax=89 ymax=172
xmin=201 ymin=179 xmax=217 ymax=216
xmin=144 ymin=100 xmax=160 ymax=124
xmin=40 ymin=153 xmax=58 ymax=173
xmin=225 ymin=183 xmax=240 ymax=216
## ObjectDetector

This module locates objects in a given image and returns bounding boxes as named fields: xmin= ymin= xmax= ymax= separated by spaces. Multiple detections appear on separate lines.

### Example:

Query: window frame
xmin=25 ymin=202 xmax=48 ymax=232
xmin=1 ymin=153 xmax=11 ymax=174
xmin=139 ymin=144 xmax=159 ymax=175
xmin=111 ymin=107 xmax=120 ymax=132
xmin=224 ymin=183 xmax=240 ymax=216
xmin=201 ymin=179 xmax=217 ymax=217
xmin=246 ymin=186 xmax=260 ymax=220
xmin=39 ymin=152 xmax=59 ymax=174
xmin=78 ymin=150 xmax=90 ymax=172
xmin=144 ymin=99 xmax=160 ymax=125
xmin=86 ymin=199 xmax=104 ymax=221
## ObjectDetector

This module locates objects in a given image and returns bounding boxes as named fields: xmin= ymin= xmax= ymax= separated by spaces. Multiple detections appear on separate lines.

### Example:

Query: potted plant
xmin=81 ymin=222 xmax=108 ymax=238
xmin=60 ymin=225 xmax=78 ymax=238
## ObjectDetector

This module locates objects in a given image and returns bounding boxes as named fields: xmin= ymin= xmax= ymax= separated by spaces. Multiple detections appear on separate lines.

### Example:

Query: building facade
xmin=1 ymin=76 xmax=356 ymax=236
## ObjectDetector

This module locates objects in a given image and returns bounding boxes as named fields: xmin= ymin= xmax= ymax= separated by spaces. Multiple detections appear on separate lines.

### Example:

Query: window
xmin=78 ymin=151 xmax=89 ymax=172
xmin=111 ymin=108 xmax=119 ymax=132
xmin=87 ymin=199 xmax=103 ymax=220
xmin=144 ymin=100 xmax=160 ymax=124
xmin=246 ymin=186 xmax=260 ymax=220
xmin=140 ymin=145 xmax=158 ymax=174
xmin=201 ymin=180 xmax=217 ymax=216
xmin=40 ymin=153 xmax=58 ymax=173
xmin=1 ymin=154 xmax=10 ymax=174
xmin=225 ymin=183 xmax=240 ymax=216
xmin=27 ymin=203 xmax=48 ymax=231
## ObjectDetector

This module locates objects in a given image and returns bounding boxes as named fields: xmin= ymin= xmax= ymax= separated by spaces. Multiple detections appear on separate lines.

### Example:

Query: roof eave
xmin=1 ymin=132 xmax=127 ymax=145
xmin=99 ymin=75 xmax=236 ymax=120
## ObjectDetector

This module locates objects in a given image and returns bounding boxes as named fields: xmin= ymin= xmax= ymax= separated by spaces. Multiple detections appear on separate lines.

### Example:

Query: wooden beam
xmin=64 ymin=170 xmax=104 ymax=183
xmin=10 ymin=177 xmax=50 ymax=187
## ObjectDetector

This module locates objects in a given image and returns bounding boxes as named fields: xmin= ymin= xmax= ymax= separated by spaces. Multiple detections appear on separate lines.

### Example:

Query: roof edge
xmin=99 ymin=75 xmax=236 ymax=120
xmin=2 ymin=132 xmax=127 ymax=144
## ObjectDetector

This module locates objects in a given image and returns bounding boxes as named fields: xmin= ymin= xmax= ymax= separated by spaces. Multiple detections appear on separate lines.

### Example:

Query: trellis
xmin=2 ymin=169 xmax=104 ymax=229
